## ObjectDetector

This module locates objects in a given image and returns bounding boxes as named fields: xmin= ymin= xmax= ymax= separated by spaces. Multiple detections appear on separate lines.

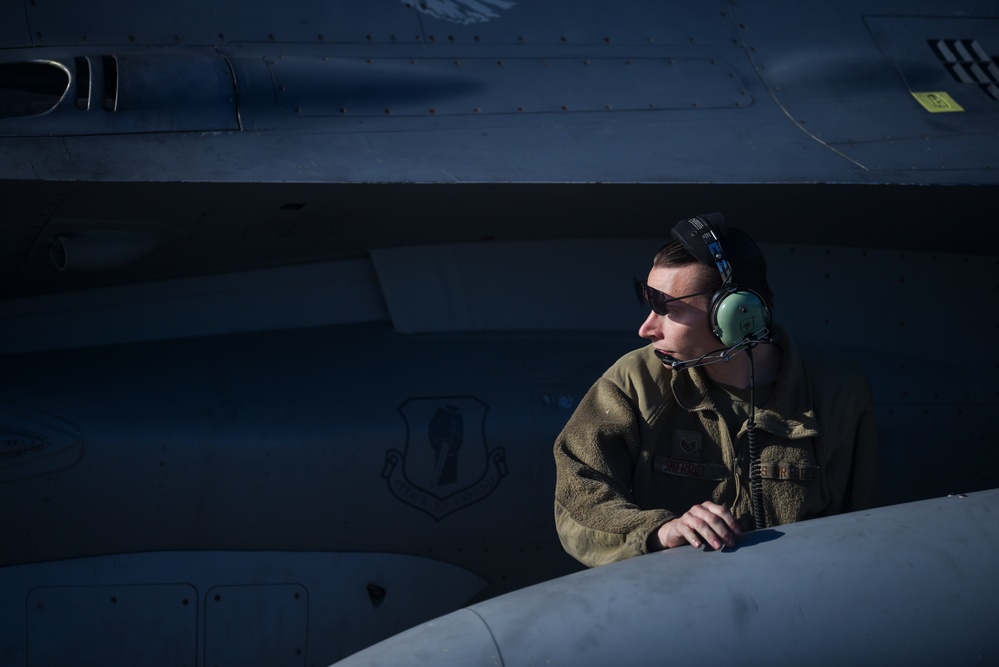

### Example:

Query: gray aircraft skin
xmin=1 ymin=1 xmax=997 ymax=665
xmin=336 ymin=490 xmax=999 ymax=667
xmin=331 ymin=489 xmax=999 ymax=667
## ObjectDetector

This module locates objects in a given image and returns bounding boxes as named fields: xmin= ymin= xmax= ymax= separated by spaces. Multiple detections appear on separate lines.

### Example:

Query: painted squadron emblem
xmin=382 ymin=397 xmax=506 ymax=520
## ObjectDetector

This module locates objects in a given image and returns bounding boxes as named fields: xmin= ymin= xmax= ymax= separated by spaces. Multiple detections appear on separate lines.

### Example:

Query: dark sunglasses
xmin=634 ymin=278 xmax=713 ymax=316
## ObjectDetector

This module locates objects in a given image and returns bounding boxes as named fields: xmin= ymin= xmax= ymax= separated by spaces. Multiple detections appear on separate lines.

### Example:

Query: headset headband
xmin=670 ymin=213 xmax=733 ymax=285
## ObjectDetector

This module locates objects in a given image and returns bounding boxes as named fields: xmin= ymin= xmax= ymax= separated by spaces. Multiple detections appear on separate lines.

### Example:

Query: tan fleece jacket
xmin=553 ymin=328 xmax=881 ymax=567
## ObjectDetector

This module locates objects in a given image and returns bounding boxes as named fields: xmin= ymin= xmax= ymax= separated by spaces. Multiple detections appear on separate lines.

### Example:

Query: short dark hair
xmin=652 ymin=227 xmax=775 ymax=309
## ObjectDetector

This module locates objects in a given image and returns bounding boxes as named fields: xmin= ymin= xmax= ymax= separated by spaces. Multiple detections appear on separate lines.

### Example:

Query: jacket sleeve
xmin=817 ymin=363 xmax=883 ymax=516
xmin=553 ymin=377 xmax=674 ymax=567
xmin=843 ymin=378 xmax=882 ymax=512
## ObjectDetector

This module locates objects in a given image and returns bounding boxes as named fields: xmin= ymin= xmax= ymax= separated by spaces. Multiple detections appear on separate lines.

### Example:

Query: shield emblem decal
xmin=383 ymin=396 xmax=506 ymax=521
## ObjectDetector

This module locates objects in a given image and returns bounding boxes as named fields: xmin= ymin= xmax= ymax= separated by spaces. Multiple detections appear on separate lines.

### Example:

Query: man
xmin=554 ymin=213 xmax=880 ymax=567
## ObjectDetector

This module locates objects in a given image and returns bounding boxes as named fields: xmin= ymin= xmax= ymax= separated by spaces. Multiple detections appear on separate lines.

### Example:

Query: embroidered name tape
xmin=653 ymin=456 xmax=728 ymax=481
xmin=758 ymin=462 xmax=819 ymax=482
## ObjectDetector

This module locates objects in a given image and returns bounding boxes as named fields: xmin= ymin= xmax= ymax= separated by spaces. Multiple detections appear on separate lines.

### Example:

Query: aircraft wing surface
xmin=333 ymin=489 xmax=999 ymax=666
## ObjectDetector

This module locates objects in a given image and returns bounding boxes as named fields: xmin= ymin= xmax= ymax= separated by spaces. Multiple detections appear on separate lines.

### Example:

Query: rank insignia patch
xmin=675 ymin=429 xmax=702 ymax=456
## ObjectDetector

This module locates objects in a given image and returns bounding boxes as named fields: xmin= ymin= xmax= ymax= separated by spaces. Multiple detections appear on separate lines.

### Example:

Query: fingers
xmin=663 ymin=502 xmax=742 ymax=551
xmin=700 ymin=501 xmax=743 ymax=537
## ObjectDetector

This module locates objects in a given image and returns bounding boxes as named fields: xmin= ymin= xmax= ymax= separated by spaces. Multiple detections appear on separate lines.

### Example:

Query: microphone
xmin=654 ymin=329 xmax=773 ymax=372
xmin=654 ymin=350 xmax=698 ymax=371
xmin=655 ymin=349 xmax=731 ymax=371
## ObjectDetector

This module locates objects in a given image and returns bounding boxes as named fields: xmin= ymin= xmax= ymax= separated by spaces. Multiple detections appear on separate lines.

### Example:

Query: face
xmin=637 ymin=263 xmax=720 ymax=365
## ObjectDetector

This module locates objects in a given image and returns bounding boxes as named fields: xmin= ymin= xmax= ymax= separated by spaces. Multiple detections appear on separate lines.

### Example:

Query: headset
xmin=670 ymin=212 xmax=771 ymax=348
xmin=672 ymin=212 xmax=772 ymax=530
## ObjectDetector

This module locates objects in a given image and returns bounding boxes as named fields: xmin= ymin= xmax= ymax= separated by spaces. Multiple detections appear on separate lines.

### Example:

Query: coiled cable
xmin=746 ymin=345 xmax=766 ymax=530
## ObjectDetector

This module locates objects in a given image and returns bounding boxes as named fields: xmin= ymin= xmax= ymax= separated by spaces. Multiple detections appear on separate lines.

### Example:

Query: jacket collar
xmin=669 ymin=324 xmax=820 ymax=440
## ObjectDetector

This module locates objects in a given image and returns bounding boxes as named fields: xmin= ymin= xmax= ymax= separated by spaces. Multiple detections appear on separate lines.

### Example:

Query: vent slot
xmin=102 ymin=54 xmax=118 ymax=111
xmin=74 ymin=56 xmax=91 ymax=110
xmin=929 ymin=38 xmax=999 ymax=101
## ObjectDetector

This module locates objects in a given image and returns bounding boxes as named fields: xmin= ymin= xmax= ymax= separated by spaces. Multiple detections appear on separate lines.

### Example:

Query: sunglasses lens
xmin=634 ymin=279 xmax=647 ymax=307
xmin=648 ymin=290 xmax=667 ymax=315
xmin=635 ymin=280 xmax=668 ymax=315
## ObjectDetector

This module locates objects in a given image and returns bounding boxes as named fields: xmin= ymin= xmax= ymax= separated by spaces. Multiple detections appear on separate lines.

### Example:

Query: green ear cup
xmin=712 ymin=289 xmax=770 ymax=347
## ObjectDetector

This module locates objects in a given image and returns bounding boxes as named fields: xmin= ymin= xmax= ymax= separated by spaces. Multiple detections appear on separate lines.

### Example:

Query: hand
xmin=653 ymin=502 xmax=742 ymax=551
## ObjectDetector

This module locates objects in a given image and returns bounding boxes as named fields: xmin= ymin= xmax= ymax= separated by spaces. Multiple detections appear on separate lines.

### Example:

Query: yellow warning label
xmin=911 ymin=92 xmax=965 ymax=113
